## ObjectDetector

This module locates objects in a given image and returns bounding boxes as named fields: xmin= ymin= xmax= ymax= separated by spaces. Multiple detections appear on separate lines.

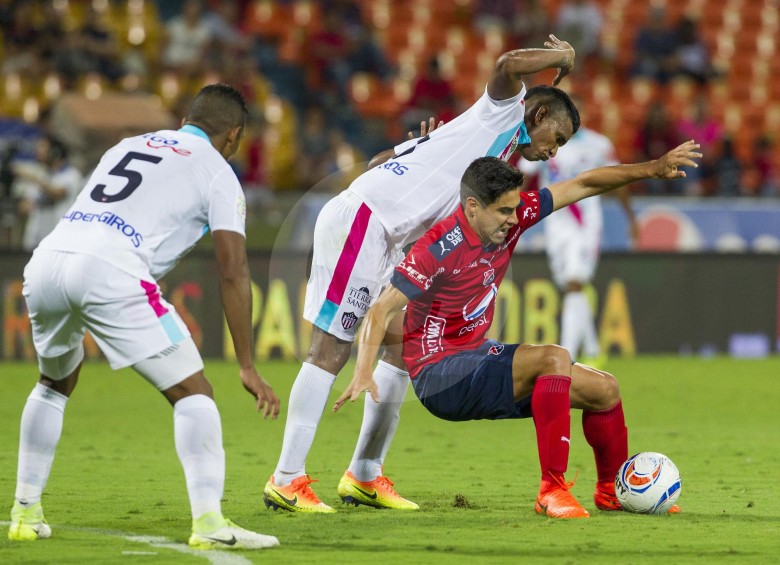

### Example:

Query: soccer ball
xmin=615 ymin=452 xmax=682 ymax=514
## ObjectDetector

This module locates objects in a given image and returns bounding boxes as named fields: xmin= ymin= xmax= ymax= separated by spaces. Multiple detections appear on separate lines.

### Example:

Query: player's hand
xmin=654 ymin=140 xmax=702 ymax=179
xmin=407 ymin=116 xmax=444 ymax=139
xmin=544 ymin=34 xmax=575 ymax=86
xmin=333 ymin=372 xmax=379 ymax=412
xmin=239 ymin=366 xmax=280 ymax=419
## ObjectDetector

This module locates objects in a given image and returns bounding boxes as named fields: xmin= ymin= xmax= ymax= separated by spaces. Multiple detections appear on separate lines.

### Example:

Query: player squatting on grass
xmin=335 ymin=143 xmax=701 ymax=518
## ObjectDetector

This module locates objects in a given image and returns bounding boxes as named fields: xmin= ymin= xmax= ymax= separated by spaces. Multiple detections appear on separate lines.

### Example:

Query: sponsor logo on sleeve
xmin=237 ymin=195 xmax=246 ymax=223
xmin=399 ymin=260 xmax=432 ymax=289
xmin=428 ymin=225 xmax=464 ymax=259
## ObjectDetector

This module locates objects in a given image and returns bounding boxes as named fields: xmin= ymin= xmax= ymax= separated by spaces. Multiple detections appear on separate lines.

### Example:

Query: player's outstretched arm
xmin=213 ymin=229 xmax=280 ymax=419
xmin=548 ymin=140 xmax=703 ymax=212
xmin=333 ymin=285 xmax=410 ymax=412
xmin=488 ymin=34 xmax=575 ymax=100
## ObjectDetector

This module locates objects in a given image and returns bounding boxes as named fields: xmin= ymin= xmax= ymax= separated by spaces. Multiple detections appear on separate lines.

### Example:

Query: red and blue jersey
xmin=391 ymin=188 xmax=553 ymax=377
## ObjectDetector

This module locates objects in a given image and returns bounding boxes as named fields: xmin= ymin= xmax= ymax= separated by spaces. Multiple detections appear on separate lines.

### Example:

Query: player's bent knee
xmin=600 ymin=371 xmax=621 ymax=406
xmin=306 ymin=328 xmax=353 ymax=373
xmin=537 ymin=344 xmax=572 ymax=376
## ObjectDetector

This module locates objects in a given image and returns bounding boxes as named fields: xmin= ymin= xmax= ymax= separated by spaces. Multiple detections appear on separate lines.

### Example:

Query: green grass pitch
xmin=1 ymin=356 xmax=779 ymax=564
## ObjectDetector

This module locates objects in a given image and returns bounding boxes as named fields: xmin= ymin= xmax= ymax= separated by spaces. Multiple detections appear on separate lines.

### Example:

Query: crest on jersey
xmin=341 ymin=311 xmax=358 ymax=331
xmin=482 ymin=268 xmax=495 ymax=286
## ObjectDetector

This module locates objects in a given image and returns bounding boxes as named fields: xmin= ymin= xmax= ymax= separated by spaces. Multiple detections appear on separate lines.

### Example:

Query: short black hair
xmin=524 ymin=85 xmax=580 ymax=135
xmin=185 ymin=83 xmax=248 ymax=136
xmin=460 ymin=157 xmax=525 ymax=207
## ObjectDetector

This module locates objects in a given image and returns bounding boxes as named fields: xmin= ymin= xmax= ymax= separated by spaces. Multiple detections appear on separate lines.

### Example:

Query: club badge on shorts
xmin=341 ymin=311 xmax=358 ymax=331
xmin=488 ymin=344 xmax=504 ymax=356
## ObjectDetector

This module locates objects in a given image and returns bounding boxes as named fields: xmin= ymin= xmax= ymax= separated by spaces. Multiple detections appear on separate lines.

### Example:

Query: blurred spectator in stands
xmin=77 ymin=4 xmax=126 ymax=82
xmin=308 ymin=10 xmax=352 ymax=97
xmin=235 ymin=112 xmax=283 ymax=225
xmin=713 ymin=137 xmax=743 ymax=196
xmin=473 ymin=0 xmax=518 ymax=34
xmin=297 ymin=105 xmax=338 ymax=191
xmin=512 ymin=0 xmax=553 ymax=49
xmin=15 ymin=136 xmax=83 ymax=252
xmin=672 ymin=17 xmax=716 ymax=84
xmin=555 ymin=0 xmax=604 ymax=70
xmin=204 ymin=0 xmax=252 ymax=67
xmin=161 ymin=0 xmax=212 ymax=76
xmin=633 ymin=102 xmax=681 ymax=194
xmin=750 ymin=135 xmax=778 ymax=197
xmin=631 ymin=6 xmax=679 ymax=83
xmin=2 ymin=2 xmax=42 ymax=75
xmin=677 ymin=95 xmax=721 ymax=195
xmin=0 ymin=143 xmax=21 ymax=249
xmin=402 ymin=57 xmax=456 ymax=134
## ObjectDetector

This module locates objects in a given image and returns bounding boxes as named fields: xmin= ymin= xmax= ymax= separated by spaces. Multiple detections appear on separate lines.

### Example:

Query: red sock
xmin=582 ymin=400 xmax=628 ymax=485
xmin=531 ymin=375 xmax=571 ymax=483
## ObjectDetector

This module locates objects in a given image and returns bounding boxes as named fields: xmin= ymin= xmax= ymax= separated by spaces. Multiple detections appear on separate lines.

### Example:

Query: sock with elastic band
xmin=531 ymin=375 xmax=572 ymax=484
xmin=582 ymin=400 xmax=628 ymax=484
xmin=174 ymin=394 xmax=225 ymax=520
xmin=15 ymin=383 xmax=69 ymax=505
xmin=348 ymin=360 xmax=409 ymax=482
xmin=274 ymin=362 xmax=336 ymax=486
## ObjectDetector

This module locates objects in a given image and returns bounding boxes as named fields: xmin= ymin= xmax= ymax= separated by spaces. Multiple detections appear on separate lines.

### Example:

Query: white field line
xmin=1 ymin=521 xmax=252 ymax=565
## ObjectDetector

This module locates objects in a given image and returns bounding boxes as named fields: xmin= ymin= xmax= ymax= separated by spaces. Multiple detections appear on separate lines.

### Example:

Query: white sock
xmin=273 ymin=363 xmax=336 ymax=486
xmin=348 ymin=360 xmax=409 ymax=482
xmin=15 ymin=383 xmax=68 ymax=505
xmin=580 ymin=293 xmax=601 ymax=358
xmin=174 ymin=394 xmax=225 ymax=519
xmin=560 ymin=292 xmax=584 ymax=357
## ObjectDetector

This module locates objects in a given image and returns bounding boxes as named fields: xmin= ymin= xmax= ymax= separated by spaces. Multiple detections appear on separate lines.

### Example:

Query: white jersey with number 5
xmin=37 ymin=129 xmax=246 ymax=280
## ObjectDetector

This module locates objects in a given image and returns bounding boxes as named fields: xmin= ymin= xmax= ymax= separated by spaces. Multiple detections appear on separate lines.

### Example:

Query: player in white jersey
xmin=520 ymin=122 xmax=637 ymax=367
xmin=263 ymin=36 xmax=581 ymax=513
xmin=9 ymin=84 xmax=281 ymax=550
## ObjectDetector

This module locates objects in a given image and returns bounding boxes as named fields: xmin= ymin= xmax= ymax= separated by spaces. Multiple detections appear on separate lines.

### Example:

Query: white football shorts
xmin=546 ymin=227 xmax=601 ymax=289
xmin=23 ymin=250 xmax=199 ymax=381
xmin=303 ymin=190 xmax=403 ymax=341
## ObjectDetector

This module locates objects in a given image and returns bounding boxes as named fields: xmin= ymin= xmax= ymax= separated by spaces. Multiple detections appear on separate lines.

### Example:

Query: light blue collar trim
xmin=179 ymin=124 xmax=211 ymax=144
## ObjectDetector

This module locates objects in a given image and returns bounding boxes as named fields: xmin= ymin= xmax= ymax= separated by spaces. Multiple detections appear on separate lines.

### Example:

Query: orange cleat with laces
xmin=263 ymin=475 xmax=336 ymax=513
xmin=535 ymin=474 xmax=590 ymax=518
xmin=337 ymin=471 xmax=419 ymax=510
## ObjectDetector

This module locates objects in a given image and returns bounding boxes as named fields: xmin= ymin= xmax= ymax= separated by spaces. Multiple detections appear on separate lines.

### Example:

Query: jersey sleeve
xmin=505 ymin=188 xmax=553 ymax=251
xmin=207 ymin=167 xmax=246 ymax=236
xmin=390 ymin=238 xmax=442 ymax=300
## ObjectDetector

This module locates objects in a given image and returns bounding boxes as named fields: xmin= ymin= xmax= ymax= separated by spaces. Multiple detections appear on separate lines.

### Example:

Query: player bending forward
xmin=336 ymin=142 xmax=700 ymax=518
xmin=9 ymin=84 xmax=280 ymax=549
xmin=265 ymin=35 xmax=580 ymax=514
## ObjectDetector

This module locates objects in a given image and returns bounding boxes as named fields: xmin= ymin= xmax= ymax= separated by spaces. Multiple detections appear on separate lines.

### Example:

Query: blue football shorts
xmin=411 ymin=340 xmax=532 ymax=422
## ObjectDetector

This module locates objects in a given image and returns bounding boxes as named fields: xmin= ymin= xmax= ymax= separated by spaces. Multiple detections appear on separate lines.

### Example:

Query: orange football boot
xmin=263 ymin=475 xmax=336 ymax=513
xmin=535 ymin=474 xmax=590 ymax=519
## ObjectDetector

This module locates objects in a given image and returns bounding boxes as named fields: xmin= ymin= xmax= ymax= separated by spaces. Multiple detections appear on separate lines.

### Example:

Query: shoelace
xmin=375 ymin=476 xmax=395 ymax=491
xmin=548 ymin=471 xmax=579 ymax=491
xmin=290 ymin=476 xmax=321 ymax=500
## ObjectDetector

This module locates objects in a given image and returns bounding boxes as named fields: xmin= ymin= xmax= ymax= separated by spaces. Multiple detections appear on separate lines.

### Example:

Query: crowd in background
xmin=0 ymin=0 xmax=777 ymax=250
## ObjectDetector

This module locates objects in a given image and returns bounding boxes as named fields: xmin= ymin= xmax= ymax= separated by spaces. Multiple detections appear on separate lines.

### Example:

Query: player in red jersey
xmin=335 ymin=141 xmax=701 ymax=518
